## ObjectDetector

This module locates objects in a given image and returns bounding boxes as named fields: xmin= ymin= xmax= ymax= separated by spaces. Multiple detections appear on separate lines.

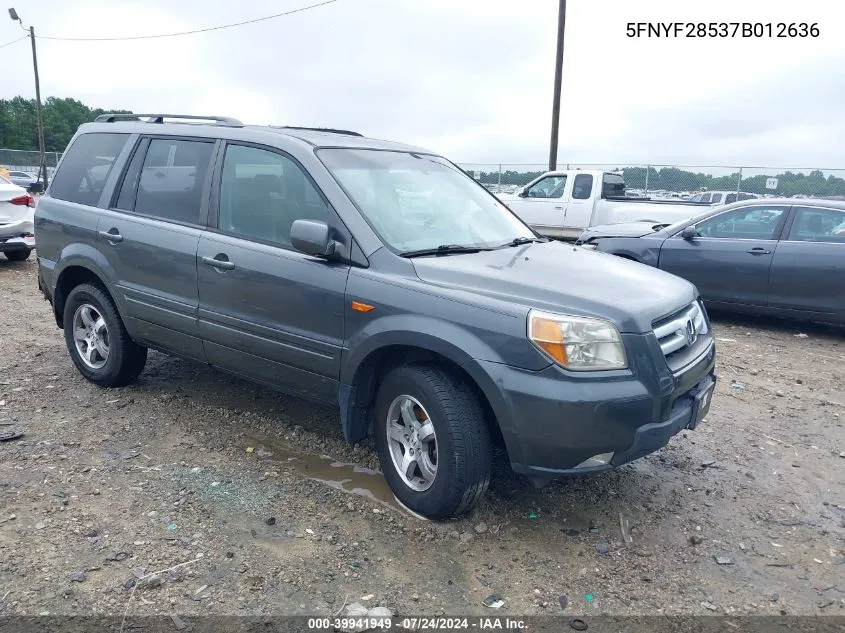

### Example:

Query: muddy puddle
xmin=243 ymin=433 xmax=429 ymax=520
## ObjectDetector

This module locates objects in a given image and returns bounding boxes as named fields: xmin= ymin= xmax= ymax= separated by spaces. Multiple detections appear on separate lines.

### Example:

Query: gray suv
xmin=34 ymin=114 xmax=716 ymax=519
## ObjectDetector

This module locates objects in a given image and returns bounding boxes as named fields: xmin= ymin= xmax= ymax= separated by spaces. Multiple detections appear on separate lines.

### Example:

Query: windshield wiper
xmin=400 ymin=244 xmax=491 ymax=258
xmin=496 ymin=236 xmax=547 ymax=248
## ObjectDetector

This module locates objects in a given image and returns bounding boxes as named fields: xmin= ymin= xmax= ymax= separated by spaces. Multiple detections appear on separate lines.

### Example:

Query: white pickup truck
xmin=498 ymin=169 xmax=709 ymax=241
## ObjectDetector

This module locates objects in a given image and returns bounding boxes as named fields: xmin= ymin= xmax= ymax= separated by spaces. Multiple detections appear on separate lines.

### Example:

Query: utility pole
xmin=9 ymin=8 xmax=48 ymax=190
xmin=29 ymin=26 xmax=48 ymax=190
xmin=548 ymin=0 xmax=566 ymax=172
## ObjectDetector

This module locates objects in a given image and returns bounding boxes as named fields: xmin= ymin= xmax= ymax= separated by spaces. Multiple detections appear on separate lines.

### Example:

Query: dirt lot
xmin=1 ymin=255 xmax=844 ymax=621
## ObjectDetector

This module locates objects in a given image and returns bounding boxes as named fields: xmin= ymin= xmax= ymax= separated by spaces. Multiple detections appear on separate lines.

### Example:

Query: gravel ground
xmin=1 ymin=254 xmax=844 ymax=621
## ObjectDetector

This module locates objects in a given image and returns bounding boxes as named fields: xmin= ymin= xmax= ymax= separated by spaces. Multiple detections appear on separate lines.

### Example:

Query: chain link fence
xmin=459 ymin=163 xmax=845 ymax=201
xmin=0 ymin=149 xmax=63 ymax=177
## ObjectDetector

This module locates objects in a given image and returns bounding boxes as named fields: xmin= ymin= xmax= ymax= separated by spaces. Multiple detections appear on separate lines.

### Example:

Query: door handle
xmin=202 ymin=255 xmax=235 ymax=270
xmin=98 ymin=229 xmax=123 ymax=243
xmin=746 ymin=248 xmax=771 ymax=255
xmin=554 ymin=206 xmax=564 ymax=210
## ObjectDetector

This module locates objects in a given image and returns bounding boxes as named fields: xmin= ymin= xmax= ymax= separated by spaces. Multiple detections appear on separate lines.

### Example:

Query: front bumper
xmin=0 ymin=219 xmax=35 ymax=251
xmin=475 ymin=333 xmax=716 ymax=478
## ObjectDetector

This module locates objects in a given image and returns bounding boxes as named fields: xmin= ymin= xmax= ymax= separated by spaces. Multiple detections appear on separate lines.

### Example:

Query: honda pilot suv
xmin=34 ymin=114 xmax=716 ymax=519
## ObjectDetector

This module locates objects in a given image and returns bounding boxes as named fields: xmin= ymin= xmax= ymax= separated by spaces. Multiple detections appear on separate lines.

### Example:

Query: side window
xmin=693 ymin=206 xmax=787 ymax=240
xmin=572 ymin=173 xmax=593 ymax=200
xmin=132 ymin=138 xmax=215 ymax=225
xmin=788 ymin=207 xmax=845 ymax=243
xmin=698 ymin=194 xmax=711 ymax=203
xmin=725 ymin=193 xmax=737 ymax=204
xmin=50 ymin=133 xmax=129 ymax=206
xmin=526 ymin=175 xmax=566 ymax=199
xmin=218 ymin=144 xmax=331 ymax=248
xmin=709 ymin=193 xmax=723 ymax=204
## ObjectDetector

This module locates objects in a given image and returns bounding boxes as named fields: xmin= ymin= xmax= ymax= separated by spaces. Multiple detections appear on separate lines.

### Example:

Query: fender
xmin=338 ymin=314 xmax=519 ymax=445
xmin=340 ymin=313 xmax=510 ymax=385
xmin=52 ymin=243 xmax=126 ymax=320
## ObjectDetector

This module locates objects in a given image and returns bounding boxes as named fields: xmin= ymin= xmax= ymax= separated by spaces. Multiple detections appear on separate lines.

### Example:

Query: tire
xmin=4 ymin=249 xmax=31 ymax=262
xmin=62 ymin=283 xmax=147 ymax=387
xmin=373 ymin=363 xmax=491 ymax=519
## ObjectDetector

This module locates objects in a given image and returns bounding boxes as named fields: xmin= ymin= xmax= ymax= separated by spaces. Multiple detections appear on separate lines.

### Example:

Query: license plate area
xmin=688 ymin=379 xmax=715 ymax=430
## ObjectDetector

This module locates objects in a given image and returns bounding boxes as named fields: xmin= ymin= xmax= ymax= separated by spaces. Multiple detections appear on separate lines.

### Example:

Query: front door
xmin=658 ymin=204 xmax=789 ymax=306
xmin=196 ymin=142 xmax=349 ymax=403
xmin=508 ymin=174 xmax=567 ymax=232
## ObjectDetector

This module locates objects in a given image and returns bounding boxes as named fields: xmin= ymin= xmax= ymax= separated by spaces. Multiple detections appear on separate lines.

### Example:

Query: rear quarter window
xmin=601 ymin=174 xmax=625 ymax=198
xmin=50 ymin=133 xmax=130 ymax=206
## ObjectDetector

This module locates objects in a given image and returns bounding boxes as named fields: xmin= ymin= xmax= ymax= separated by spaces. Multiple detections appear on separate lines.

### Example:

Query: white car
xmin=0 ymin=174 xmax=36 ymax=261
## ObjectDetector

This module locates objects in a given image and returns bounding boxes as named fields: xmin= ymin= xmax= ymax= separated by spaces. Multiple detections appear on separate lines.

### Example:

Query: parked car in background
xmin=578 ymin=198 xmax=845 ymax=324
xmin=6 ymin=170 xmax=37 ymax=188
xmin=34 ymin=113 xmax=716 ymax=519
xmin=498 ymin=169 xmax=709 ymax=240
xmin=0 ymin=173 xmax=36 ymax=261
xmin=688 ymin=190 xmax=758 ymax=205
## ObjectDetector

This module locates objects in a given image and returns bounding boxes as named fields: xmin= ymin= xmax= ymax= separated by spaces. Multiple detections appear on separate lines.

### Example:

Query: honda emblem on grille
xmin=685 ymin=319 xmax=697 ymax=347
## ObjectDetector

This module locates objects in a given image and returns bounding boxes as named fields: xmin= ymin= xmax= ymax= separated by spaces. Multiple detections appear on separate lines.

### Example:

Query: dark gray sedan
xmin=578 ymin=198 xmax=845 ymax=324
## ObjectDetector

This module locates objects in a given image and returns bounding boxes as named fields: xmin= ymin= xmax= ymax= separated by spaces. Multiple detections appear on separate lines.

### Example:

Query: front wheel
xmin=62 ymin=283 xmax=147 ymax=387
xmin=373 ymin=363 xmax=492 ymax=519
xmin=3 ymin=249 xmax=31 ymax=262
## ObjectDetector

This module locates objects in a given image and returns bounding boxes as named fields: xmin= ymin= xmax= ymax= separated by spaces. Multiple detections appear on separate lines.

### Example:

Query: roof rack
xmin=94 ymin=113 xmax=244 ymax=127
xmin=274 ymin=126 xmax=363 ymax=137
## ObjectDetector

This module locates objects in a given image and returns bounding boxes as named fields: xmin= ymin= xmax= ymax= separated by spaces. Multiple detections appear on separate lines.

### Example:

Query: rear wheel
xmin=63 ymin=283 xmax=147 ymax=387
xmin=3 ymin=249 xmax=31 ymax=262
xmin=373 ymin=363 xmax=491 ymax=519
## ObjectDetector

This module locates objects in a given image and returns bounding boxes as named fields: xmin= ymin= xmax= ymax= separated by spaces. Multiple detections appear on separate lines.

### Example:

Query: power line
xmin=0 ymin=34 xmax=28 ymax=49
xmin=35 ymin=0 xmax=339 ymax=42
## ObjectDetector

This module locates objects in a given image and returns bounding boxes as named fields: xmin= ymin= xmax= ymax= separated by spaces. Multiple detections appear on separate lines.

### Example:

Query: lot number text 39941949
xmin=627 ymin=23 xmax=819 ymax=38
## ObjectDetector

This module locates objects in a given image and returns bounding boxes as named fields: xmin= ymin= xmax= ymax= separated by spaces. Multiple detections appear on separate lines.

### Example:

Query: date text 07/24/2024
xmin=627 ymin=22 xmax=819 ymax=38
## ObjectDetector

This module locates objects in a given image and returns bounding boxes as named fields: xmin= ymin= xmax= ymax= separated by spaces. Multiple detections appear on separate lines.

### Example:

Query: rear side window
xmin=572 ymin=173 xmax=593 ymax=200
xmin=118 ymin=138 xmax=215 ymax=225
xmin=788 ymin=206 xmax=845 ymax=243
xmin=50 ymin=133 xmax=129 ymax=206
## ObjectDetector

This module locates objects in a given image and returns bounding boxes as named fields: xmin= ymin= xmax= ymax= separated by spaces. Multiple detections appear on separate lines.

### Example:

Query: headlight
xmin=528 ymin=310 xmax=627 ymax=371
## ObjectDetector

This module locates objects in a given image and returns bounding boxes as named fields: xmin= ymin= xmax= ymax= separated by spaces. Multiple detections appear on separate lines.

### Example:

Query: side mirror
xmin=290 ymin=220 xmax=338 ymax=258
xmin=518 ymin=188 xmax=529 ymax=198
xmin=28 ymin=182 xmax=44 ymax=194
xmin=681 ymin=225 xmax=697 ymax=240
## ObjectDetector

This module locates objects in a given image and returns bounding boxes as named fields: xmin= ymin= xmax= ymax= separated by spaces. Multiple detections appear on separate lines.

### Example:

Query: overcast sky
xmin=2 ymin=0 xmax=843 ymax=168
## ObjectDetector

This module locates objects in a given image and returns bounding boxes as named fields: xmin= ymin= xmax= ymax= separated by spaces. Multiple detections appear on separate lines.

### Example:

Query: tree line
xmin=0 ymin=96 xmax=132 ymax=152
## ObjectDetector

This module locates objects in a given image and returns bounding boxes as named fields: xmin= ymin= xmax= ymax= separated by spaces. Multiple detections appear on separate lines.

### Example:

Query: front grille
xmin=652 ymin=301 xmax=711 ymax=372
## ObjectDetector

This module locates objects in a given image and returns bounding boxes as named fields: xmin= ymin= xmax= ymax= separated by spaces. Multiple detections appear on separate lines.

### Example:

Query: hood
xmin=411 ymin=241 xmax=696 ymax=334
xmin=580 ymin=221 xmax=671 ymax=241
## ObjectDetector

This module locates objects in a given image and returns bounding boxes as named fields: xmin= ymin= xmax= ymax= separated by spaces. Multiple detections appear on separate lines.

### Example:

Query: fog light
xmin=574 ymin=452 xmax=614 ymax=469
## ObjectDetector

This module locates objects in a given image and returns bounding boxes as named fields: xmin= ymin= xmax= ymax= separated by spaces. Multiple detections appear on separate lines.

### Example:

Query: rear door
xmin=657 ymin=204 xmax=790 ymax=306
xmin=562 ymin=172 xmax=595 ymax=230
xmin=767 ymin=205 xmax=845 ymax=317
xmin=196 ymin=141 xmax=349 ymax=403
xmin=96 ymin=135 xmax=217 ymax=360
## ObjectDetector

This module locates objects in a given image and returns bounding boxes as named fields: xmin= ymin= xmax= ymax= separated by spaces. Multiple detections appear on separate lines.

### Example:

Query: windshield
xmin=318 ymin=149 xmax=535 ymax=253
